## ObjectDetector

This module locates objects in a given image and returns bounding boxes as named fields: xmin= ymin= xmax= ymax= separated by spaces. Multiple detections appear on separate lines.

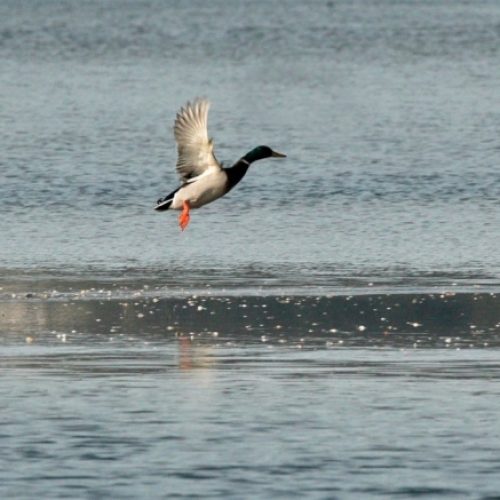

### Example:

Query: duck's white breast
xmin=171 ymin=170 xmax=228 ymax=209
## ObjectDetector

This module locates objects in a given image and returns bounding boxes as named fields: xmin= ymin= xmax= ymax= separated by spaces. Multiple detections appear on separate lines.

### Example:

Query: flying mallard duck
xmin=155 ymin=98 xmax=286 ymax=231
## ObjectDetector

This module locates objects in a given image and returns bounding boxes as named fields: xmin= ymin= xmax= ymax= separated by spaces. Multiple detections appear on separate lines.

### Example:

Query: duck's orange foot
xmin=179 ymin=201 xmax=191 ymax=231
xmin=179 ymin=212 xmax=190 ymax=231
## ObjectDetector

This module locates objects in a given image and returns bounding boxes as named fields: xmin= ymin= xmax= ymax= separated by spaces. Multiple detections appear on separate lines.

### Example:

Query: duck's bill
xmin=271 ymin=150 xmax=286 ymax=158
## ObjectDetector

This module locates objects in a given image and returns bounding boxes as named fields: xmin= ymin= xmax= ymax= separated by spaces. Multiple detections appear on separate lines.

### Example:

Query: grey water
xmin=2 ymin=0 xmax=500 ymax=498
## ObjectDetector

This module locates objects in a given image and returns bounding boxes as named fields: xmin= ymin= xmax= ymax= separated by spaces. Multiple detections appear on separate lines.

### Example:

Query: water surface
xmin=2 ymin=1 xmax=500 ymax=498
xmin=1 ymin=0 xmax=499 ymax=279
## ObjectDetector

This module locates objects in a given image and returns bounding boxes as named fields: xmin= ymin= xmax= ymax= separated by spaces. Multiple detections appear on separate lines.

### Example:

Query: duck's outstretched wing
xmin=174 ymin=99 xmax=221 ymax=182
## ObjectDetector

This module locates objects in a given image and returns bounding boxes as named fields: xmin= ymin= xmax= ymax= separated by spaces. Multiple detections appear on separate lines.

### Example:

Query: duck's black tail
xmin=155 ymin=187 xmax=180 ymax=211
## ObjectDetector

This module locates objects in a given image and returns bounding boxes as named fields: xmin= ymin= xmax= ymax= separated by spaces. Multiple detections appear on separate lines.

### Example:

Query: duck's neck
xmin=225 ymin=147 xmax=270 ymax=192
xmin=224 ymin=157 xmax=252 ymax=193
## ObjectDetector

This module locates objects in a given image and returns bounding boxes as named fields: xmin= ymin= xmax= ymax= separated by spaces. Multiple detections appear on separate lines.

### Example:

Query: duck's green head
xmin=244 ymin=145 xmax=287 ymax=163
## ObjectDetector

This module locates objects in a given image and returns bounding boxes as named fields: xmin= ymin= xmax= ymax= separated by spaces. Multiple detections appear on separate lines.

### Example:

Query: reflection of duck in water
xmin=177 ymin=335 xmax=216 ymax=373
xmin=155 ymin=99 xmax=286 ymax=231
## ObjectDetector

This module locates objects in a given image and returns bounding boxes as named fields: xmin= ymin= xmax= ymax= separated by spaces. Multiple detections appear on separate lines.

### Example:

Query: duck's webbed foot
xmin=179 ymin=200 xmax=191 ymax=231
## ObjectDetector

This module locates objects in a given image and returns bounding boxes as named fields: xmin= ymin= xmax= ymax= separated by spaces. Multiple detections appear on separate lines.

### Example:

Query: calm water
xmin=3 ymin=292 xmax=500 ymax=500
xmin=2 ymin=0 xmax=500 ymax=498
xmin=1 ymin=291 xmax=500 ymax=499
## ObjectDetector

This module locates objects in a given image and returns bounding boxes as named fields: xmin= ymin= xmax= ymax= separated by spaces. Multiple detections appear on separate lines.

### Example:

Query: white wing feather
xmin=174 ymin=99 xmax=221 ymax=182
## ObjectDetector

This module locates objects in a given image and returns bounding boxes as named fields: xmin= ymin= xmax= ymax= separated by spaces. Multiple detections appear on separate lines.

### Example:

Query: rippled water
xmin=4 ymin=344 xmax=500 ymax=499
xmin=2 ymin=0 xmax=500 ymax=498
xmin=1 ymin=0 xmax=500 ymax=277
xmin=2 ymin=287 xmax=500 ymax=498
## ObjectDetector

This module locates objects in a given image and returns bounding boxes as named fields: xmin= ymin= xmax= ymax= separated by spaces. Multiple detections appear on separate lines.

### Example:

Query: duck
xmin=155 ymin=98 xmax=286 ymax=231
